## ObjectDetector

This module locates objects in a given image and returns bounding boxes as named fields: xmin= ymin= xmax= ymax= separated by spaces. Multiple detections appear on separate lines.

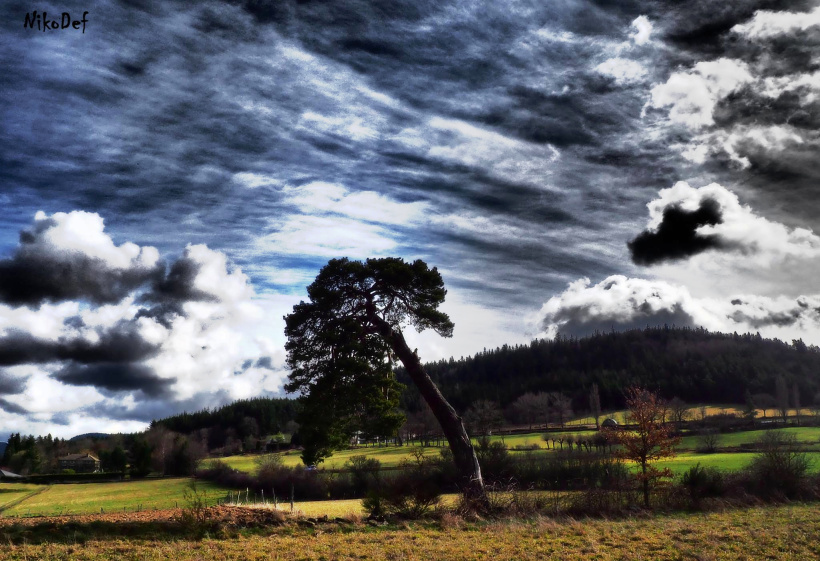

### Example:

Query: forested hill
xmin=152 ymin=397 xmax=299 ymax=438
xmin=398 ymin=327 xmax=820 ymax=413
xmin=152 ymin=328 xmax=820 ymax=434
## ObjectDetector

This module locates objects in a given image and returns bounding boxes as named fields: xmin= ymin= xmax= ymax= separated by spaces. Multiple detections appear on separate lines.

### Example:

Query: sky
xmin=1 ymin=0 xmax=819 ymax=438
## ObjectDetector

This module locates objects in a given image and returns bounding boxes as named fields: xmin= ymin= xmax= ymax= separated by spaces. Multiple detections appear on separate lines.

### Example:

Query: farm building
xmin=0 ymin=469 xmax=24 ymax=480
xmin=58 ymin=453 xmax=101 ymax=473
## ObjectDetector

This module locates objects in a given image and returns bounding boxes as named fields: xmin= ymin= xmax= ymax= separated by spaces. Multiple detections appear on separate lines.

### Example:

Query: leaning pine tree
xmin=284 ymin=257 xmax=485 ymax=500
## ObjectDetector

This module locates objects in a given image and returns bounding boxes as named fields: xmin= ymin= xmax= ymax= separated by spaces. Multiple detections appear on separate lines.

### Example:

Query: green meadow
xmin=210 ymin=426 xmax=820 ymax=477
xmin=0 ymin=478 xmax=231 ymax=518
xmin=5 ymin=424 xmax=820 ymax=519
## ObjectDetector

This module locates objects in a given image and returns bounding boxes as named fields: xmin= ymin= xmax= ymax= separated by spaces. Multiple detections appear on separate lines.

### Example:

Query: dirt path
xmin=0 ymin=485 xmax=51 ymax=515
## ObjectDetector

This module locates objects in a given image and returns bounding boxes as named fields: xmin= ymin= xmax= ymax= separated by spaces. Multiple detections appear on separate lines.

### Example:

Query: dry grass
xmin=1 ymin=503 xmax=819 ymax=560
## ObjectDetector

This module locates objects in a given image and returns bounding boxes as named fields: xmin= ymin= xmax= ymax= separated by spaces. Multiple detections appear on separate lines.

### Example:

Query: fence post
xmin=290 ymin=483 xmax=294 ymax=513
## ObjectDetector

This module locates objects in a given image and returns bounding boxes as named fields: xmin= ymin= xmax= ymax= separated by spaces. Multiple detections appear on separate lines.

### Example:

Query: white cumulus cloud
xmin=630 ymin=16 xmax=653 ymax=45
xmin=732 ymin=6 xmax=820 ymax=39
xmin=596 ymin=58 xmax=648 ymax=85
xmin=647 ymin=59 xmax=754 ymax=129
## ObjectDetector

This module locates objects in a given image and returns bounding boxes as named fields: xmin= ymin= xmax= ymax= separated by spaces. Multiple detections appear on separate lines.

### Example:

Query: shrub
xmin=696 ymin=430 xmax=720 ymax=453
xmin=179 ymin=479 xmax=211 ymax=532
xmin=475 ymin=437 xmax=512 ymax=483
xmin=745 ymin=431 xmax=810 ymax=499
xmin=346 ymin=455 xmax=382 ymax=495
xmin=681 ymin=463 xmax=725 ymax=508
xmin=255 ymin=453 xmax=285 ymax=480
xmin=513 ymin=449 xmax=628 ymax=490
xmin=362 ymin=450 xmax=440 ymax=519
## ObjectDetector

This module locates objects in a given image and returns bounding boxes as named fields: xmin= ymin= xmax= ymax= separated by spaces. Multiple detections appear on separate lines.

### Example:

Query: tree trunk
xmin=642 ymin=464 xmax=649 ymax=508
xmin=370 ymin=315 xmax=485 ymax=501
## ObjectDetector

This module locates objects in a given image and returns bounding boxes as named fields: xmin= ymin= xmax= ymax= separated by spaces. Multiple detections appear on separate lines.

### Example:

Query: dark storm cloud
xmin=727 ymin=297 xmax=820 ymax=330
xmin=553 ymin=304 xmax=697 ymax=339
xmin=0 ymin=371 xmax=27 ymax=395
xmin=729 ymin=309 xmax=802 ymax=329
xmin=0 ymin=247 xmax=161 ymax=307
xmin=145 ymin=255 xmax=216 ymax=304
xmin=0 ymin=322 xmax=160 ymax=366
xmin=652 ymin=0 xmax=816 ymax=57
xmin=136 ymin=253 xmax=220 ymax=325
xmin=80 ymin=389 xmax=261 ymax=423
xmin=49 ymin=412 xmax=71 ymax=426
xmin=254 ymin=356 xmax=273 ymax=369
xmin=0 ymin=398 xmax=28 ymax=415
xmin=628 ymin=198 xmax=724 ymax=265
xmin=536 ymin=276 xmax=703 ymax=339
xmin=53 ymin=362 xmax=174 ymax=398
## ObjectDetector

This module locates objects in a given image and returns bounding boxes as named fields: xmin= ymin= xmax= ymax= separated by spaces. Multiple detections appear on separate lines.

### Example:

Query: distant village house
xmin=58 ymin=453 xmax=100 ymax=473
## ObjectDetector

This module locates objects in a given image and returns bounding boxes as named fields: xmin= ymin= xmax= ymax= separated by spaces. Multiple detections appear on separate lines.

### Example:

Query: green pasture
xmin=214 ymin=445 xmax=447 ymax=473
xmin=209 ymin=425 xmax=820 ymax=476
xmin=633 ymin=450 xmax=820 ymax=477
xmin=0 ymin=483 xmax=42 ymax=512
xmin=0 ymin=478 xmax=231 ymax=518
xmin=677 ymin=426 xmax=820 ymax=450
xmin=491 ymin=431 xmax=597 ymax=449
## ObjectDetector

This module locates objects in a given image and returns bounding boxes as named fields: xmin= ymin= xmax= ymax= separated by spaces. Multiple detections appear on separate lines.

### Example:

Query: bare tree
xmin=697 ymin=429 xmax=719 ymax=453
xmin=509 ymin=393 xmax=541 ymax=430
xmin=742 ymin=389 xmax=758 ymax=424
xmin=549 ymin=392 xmax=573 ymax=428
xmin=792 ymin=383 xmax=802 ymax=426
xmin=464 ymin=400 xmax=503 ymax=436
xmin=669 ymin=397 xmax=689 ymax=425
xmin=589 ymin=383 xmax=602 ymax=429
xmin=754 ymin=393 xmax=776 ymax=419
xmin=605 ymin=387 xmax=680 ymax=508
xmin=776 ymin=376 xmax=789 ymax=423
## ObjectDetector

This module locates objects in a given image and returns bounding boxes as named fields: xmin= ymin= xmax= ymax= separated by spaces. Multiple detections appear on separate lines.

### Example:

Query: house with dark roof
xmin=58 ymin=453 xmax=100 ymax=473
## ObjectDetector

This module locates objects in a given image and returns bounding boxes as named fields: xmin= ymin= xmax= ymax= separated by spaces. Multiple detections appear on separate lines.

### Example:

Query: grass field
xmin=210 ymin=426 xmax=820 ymax=478
xmin=570 ymin=406 xmax=817 ymax=426
xmin=215 ymin=444 xmax=447 ymax=472
xmin=2 ymin=503 xmax=819 ymax=560
xmin=677 ymin=426 xmax=820 ymax=450
xmin=0 ymin=483 xmax=42 ymax=512
xmin=0 ymin=478 xmax=231 ymax=518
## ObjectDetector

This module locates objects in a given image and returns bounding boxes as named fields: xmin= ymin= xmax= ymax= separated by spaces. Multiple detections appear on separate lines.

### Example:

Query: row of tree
xmin=398 ymin=327 xmax=820 ymax=415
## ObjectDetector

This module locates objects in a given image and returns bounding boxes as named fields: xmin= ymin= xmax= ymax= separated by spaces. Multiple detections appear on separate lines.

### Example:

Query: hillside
xmin=151 ymin=327 xmax=820 ymax=434
xmin=152 ymin=397 xmax=300 ymax=440
xmin=399 ymin=326 xmax=820 ymax=413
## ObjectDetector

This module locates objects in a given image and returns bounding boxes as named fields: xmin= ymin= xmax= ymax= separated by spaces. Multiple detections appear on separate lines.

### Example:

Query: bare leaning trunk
xmin=370 ymin=314 xmax=485 ymax=500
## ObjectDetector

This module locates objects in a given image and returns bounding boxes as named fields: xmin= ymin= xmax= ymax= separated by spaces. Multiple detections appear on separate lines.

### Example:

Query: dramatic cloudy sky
xmin=1 ymin=0 xmax=819 ymax=438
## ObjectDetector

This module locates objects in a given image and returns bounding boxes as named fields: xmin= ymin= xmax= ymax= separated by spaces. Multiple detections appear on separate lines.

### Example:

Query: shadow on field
xmin=0 ymin=506 xmax=296 ymax=544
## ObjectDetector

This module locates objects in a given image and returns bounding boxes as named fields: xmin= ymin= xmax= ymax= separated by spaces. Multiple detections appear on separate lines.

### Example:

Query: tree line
xmin=398 ymin=326 xmax=820 ymax=415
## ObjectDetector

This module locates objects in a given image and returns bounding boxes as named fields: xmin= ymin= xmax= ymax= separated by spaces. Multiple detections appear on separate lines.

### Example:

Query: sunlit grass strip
xmin=2 ymin=478 xmax=232 ymax=517
xmin=677 ymin=426 xmax=820 ymax=450
xmin=231 ymin=494 xmax=461 ymax=517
